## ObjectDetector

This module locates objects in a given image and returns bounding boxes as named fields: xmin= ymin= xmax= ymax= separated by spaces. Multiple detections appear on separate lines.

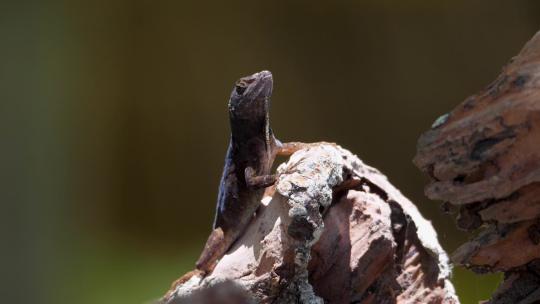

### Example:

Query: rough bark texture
xmin=165 ymin=144 xmax=457 ymax=304
xmin=414 ymin=30 xmax=540 ymax=304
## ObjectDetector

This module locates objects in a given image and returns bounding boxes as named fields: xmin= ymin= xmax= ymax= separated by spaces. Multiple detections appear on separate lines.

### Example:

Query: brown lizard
xmin=163 ymin=70 xmax=307 ymax=301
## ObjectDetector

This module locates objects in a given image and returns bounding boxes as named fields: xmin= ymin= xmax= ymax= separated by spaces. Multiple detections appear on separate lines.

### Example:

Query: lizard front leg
xmin=245 ymin=166 xmax=277 ymax=189
xmin=276 ymin=141 xmax=336 ymax=156
xmin=245 ymin=142 xmax=337 ymax=190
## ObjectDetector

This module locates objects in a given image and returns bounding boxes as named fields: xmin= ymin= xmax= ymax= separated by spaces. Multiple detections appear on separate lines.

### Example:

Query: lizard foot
xmin=163 ymin=269 xmax=206 ymax=301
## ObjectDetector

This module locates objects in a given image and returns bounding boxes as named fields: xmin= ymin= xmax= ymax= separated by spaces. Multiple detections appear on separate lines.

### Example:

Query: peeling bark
xmin=414 ymin=30 xmax=540 ymax=303
xmin=164 ymin=144 xmax=456 ymax=303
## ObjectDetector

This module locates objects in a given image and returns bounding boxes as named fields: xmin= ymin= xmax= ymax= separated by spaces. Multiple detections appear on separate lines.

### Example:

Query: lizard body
xmin=195 ymin=70 xmax=281 ymax=272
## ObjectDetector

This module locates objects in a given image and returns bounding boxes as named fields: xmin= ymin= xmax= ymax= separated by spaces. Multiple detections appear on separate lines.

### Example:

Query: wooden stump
xmin=165 ymin=144 xmax=456 ymax=303
xmin=414 ymin=30 xmax=540 ymax=304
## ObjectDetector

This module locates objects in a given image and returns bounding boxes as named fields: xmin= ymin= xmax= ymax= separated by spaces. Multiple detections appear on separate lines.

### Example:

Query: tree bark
xmin=414 ymin=30 xmax=540 ymax=304
xmin=164 ymin=144 xmax=457 ymax=303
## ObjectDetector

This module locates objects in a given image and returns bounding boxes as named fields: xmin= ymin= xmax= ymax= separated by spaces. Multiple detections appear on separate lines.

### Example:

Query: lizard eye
xmin=235 ymin=77 xmax=256 ymax=95
xmin=235 ymin=85 xmax=247 ymax=95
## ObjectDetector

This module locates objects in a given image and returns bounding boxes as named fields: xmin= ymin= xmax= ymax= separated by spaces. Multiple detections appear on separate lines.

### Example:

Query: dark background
xmin=3 ymin=1 xmax=540 ymax=303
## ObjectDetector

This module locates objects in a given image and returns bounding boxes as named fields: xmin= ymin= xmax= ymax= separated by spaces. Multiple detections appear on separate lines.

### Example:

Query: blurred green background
xmin=3 ymin=1 xmax=540 ymax=303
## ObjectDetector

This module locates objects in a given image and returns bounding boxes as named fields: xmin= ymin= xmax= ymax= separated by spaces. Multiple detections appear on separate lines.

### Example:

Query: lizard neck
xmin=229 ymin=107 xmax=270 ymax=144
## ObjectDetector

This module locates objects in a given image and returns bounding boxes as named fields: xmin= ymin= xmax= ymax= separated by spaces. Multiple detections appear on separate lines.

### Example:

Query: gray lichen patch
xmin=273 ymin=145 xmax=346 ymax=303
xmin=431 ymin=113 xmax=450 ymax=129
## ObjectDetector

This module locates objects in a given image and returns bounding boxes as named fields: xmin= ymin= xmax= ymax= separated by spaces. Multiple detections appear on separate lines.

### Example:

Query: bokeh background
xmin=4 ymin=1 xmax=540 ymax=303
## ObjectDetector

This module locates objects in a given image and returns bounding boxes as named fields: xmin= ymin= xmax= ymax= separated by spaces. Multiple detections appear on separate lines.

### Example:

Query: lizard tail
xmin=162 ymin=227 xmax=238 ymax=302
xmin=195 ymin=227 xmax=228 ymax=273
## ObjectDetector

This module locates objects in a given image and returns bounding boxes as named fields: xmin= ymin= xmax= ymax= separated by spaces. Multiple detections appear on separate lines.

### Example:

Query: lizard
xmin=163 ymin=70 xmax=308 ymax=301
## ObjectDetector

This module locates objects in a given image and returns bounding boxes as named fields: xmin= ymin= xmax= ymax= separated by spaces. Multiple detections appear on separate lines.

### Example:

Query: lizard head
xmin=229 ymin=70 xmax=273 ymax=120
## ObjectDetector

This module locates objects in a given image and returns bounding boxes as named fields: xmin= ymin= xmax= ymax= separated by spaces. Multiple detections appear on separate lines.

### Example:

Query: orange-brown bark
xmin=414 ymin=30 xmax=540 ymax=304
xmin=165 ymin=144 xmax=457 ymax=303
